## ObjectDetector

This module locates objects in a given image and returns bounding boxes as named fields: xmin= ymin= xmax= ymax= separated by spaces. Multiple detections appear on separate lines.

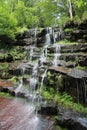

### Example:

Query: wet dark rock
xmin=0 ymin=56 xmax=5 ymax=62
xmin=43 ymin=60 xmax=53 ymax=66
xmin=65 ymin=62 xmax=77 ymax=68
xmin=48 ymin=66 xmax=87 ymax=79
xmin=0 ymin=80 xmax=15 ymax=96
xmin=64 ymin=21 xmax=78 ymax=29
xmin=37 ymin=36 xmax=46 ymax=47
xmin=47 ymin=46 xmax=56 ymax=53
xmin=60 ymin=44 xmax=87 ymax=68
xmin=15 ymin=29 xmax=39 ymax=46
xmin=0 ymin=53 xmax=13 ymax=62
xmin=38 ymin=102 xmax=58 ymax=115
xmin=56 ymin=106 xmax=87 ymax=130
xmin=32 ymin=55 xmax=40 ymax=60
xmin=23 ymin=78 xmax=29 ymax=84
xmin=38 ymin=28 xmax=47 ymax=37
xmin=0 ymin=35 xmax=14 ymax=44
xmin=8 ymin=68 xmax=22 ymax=76
xmin=47 ymin=67 xmax=87 ymax=104
xmin=15 ymin=92 xmax=25 ymax=98
xmin=64 ymin=20 xmax=87 ymax=42
xmin=61 ymin=43 xmax=87 ymax=53
xmin=79 ymin=57 xmax=87 ymax=67
xmin=56 ymin=116 xmax=87 ymax=130
xmin=78 ymin=20 xmax=87 ymax=30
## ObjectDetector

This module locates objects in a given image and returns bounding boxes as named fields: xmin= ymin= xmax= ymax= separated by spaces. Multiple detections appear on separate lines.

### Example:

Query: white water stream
xmin=7 ymin=27 xmax=63 ymax=130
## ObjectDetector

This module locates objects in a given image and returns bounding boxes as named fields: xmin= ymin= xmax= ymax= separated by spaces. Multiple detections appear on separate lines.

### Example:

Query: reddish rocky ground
xmin=0 ymin=96 xmax=51 ymax=130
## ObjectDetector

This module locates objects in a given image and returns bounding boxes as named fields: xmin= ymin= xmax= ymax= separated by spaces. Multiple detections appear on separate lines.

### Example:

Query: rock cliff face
xmin=0 ymin=26 xmax=87 ymax=105
xmin=45 ymin=43 xmax=87 ymax=105
xmin=64 ymin=20 xmax=87 ymax=42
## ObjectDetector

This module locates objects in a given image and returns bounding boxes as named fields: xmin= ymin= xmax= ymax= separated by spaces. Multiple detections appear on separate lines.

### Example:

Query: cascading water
xmin=41 ymin=69 xmax=47 ymax=88
xmin=29 ymin=63 xmax=38 ymax=102
xmin=29 ymin=46 xmax=34 ymax=60
xmin=53 ymin=30 xmax=55 ymax=43
xmin=15 ymin=79 xmax=23 ymax=95
xmin=45 ymin=33 xmax=51 ymax=45
xmin=1 ymin=27 xmax=64 ymax=130
xmin=39 ymin=28 xmax=51 ymax=66
xmin=45 ymin=27 xmax=52 ymax=45
xmin=39 ymin=45 xmax=48 ymax=66
xmin=1 ymin=27 xmax=87 ymax=130
xmin=53 ymin=44 xmax=61 ymax=66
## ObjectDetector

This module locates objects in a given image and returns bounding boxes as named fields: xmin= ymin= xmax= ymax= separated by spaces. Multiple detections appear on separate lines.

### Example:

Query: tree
xmin=67 ymin=0 xmax=73 ymax=20
xmin=0 ymin=1 xmax=17 ymax=40
xmin=13 ymin=1 xmax=39 ymax=28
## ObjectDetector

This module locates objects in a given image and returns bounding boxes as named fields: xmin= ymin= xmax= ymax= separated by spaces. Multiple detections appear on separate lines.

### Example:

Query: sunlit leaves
xmin=0 ymin=5 xmax=17 ymax=39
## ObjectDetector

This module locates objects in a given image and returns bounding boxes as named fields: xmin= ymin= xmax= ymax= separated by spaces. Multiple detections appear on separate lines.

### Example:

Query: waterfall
xmin=53 ymin=30 xmax=56 ymax=43
xmin=41 ymin=69 xmax=47 ymax=88
xmin=34 ymin=28 xmax=37 ymax=44
xmin=39 ymin=27 xmax=52 ymax=65
xmin=29 ymin=63 xmax=38 ymax=101
xmin=14 ymin=27 xmax=63 ymax=114
xmin=48 ymin=27 xmax=53 ymax=34
xmin=53 ymin=44 xmax=61 ymax=66
xmin=29 ymin=47 xmax=34 ymax=60
xmin=39 ymin=45 xmax=48 ymax=66
xmin=15 ymin=79 xmax=23 ymax=95
xmin=45 ymin=33 xmax=51 ymax=45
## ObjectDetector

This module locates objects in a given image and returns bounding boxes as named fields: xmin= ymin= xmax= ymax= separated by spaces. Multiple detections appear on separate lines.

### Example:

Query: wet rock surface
xmin=49 ymin=66 xmax=87 ymax=79
xmin=38 ymin=102 xmax=58 ymax=115
xmin=56 ymin=106 xmax=87 ymax=130
xmin=0 ymin=26 xmax=87 ymax=130
xmin=64 ymin=20 xmax=87 ymax=42
xmin=0 ymin=96 xmax=51 ymax=130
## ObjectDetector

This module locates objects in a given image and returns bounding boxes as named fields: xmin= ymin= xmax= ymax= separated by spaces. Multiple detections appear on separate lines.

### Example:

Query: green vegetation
xmin=76 ymin=65 xmax=87 ymax=70
xmin=0 ymin=63 xmax=9 ymax=78
xmin=0 ymin=0 xmax=87 ymax=43
xmin=41 ymin=87 xmax=87 ymax=113
xmin=64 ymin=28 xmax=77 ymax=33
xmin=57 ymin=39 xmax=78 ymax=45
xmin=0 ymin=92 xmax=13 ymax=98
xmin=54 ymin=126 xmax=67 ymax=130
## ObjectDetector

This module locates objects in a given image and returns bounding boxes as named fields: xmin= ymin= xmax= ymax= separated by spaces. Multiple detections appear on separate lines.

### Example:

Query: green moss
xmin=0 ymin=63 xmax=8 ymax=70
xmin=64 ymin=28 xmax=77 ymax=33
xmin=83 ymin=35 xmax=87 ymax=38
xmin=57 ymin=39 xmax=78 ymax=45
xmin=0 ymin=63 xmax=9 ymax=78
xmin=76 ymin=65 xmax=87 ymax=70
xmin=9 ymin=46 xmax=26 ymax=60
xmin=16 ymin=27 xmax=28 ymax=34
xmin=0 ymin=92 xmax=13 ymax=98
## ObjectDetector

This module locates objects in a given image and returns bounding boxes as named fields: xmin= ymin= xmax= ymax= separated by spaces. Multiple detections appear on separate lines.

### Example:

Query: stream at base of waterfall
xmin=0 ymin=97 xmax=54 ymax=130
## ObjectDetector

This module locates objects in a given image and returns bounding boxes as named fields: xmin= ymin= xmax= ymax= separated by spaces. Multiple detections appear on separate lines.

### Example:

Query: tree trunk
xmin=67 ymin=0 xmax=73 ymax=20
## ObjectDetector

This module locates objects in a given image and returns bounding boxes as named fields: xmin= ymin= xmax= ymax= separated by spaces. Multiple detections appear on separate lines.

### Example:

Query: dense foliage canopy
xmin=0 ymin=0 xmax=87 ymax=41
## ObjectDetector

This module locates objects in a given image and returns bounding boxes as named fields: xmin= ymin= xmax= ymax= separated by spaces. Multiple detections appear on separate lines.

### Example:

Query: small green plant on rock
xmin=41 ymin=86 xmax=87 ymax=113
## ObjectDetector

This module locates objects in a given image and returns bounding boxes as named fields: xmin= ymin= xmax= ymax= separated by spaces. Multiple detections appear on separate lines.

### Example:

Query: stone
xmin=38 ymin=101 xmax=58 ymax=115
xmin=56 ymin=106 xmax=87 ymax=130
xmin=64 ymin=20 xmax=87 ymax=42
